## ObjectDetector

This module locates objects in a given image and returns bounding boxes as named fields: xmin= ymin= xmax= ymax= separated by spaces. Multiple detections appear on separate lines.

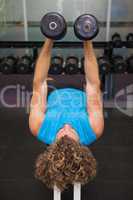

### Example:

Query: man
xmin=29 ymin=39 xmax=104 ymax=191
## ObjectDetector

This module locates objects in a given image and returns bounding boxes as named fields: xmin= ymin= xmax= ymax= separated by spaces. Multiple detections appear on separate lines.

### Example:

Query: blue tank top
xmin=37 ymin=88 xmax=96 ymax=146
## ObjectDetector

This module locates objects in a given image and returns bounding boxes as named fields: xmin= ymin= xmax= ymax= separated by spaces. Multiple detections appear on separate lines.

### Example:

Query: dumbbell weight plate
xmin=74 ymin=14 xmax=99 ymax=40
xmin=49 ymin=64 xmax=63 ymax=75
xmin=1 ymin=56 xmax=16 ymax=74
xmin=17 ymin=56 xmax=32 ymax=74
xmin=112 ymin=56 xmax=127 ymax=73
xmin=65 ymin=56 xmax=79 ymax=74
xmin=49 ymin=56 xmax=63 ymax=75
xmin=98 ymin=56 xmax=111 ymax=74
xmin=40 ymin=12 xmax=67 ymax=40
xmin=112 ymin=33 xmax=122 ymax=48
xmin=127 ymin=56 xmax=133 ymax=73
xmin=127 ymin=33 xmax=133 ymax=42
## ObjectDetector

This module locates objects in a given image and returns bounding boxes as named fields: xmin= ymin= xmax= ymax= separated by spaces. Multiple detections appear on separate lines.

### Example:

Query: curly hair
xmin=35 ymin=135 xmax=97 ymax=191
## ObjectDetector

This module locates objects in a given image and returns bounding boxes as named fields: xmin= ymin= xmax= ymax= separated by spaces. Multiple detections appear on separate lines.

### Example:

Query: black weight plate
xmin=52 ymin=56 xmax=64 ymax=65
xmin=127 ymin=56 xmax=133 ymax=73
xmin=127 ymin=33 xmax=133 ymax=42
xmin=112 ymin=56 xmax=127 ymax=73
xmin=65 ymin=64 xmax=79 ymax=75
xmin=1 ymin=63 xmax=13 ymax=74
xmin=98 ymin=57 xmax=111 ymax=74
xmin=74 ymin=14 xmax=99 ymax=40
xmin=49 ymin=64 xmax=63 ymax=75
xmin=40 ymin=12 xmax=67 ymax=40
xmin=17 ymin=64 xmax=29 ymax=74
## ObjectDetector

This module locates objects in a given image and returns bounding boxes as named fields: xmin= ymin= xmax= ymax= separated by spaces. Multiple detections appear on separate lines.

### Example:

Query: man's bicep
xmin=86 ymin=81 xmax=104 ymax=138
xmin=31 ymin=80 xmax=48 ymax=113
xmin=85 ymin=81 xmax=102 ymax=109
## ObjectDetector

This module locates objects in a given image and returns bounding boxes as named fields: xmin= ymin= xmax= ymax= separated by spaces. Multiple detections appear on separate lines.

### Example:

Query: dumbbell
xmin=127 ymin=55 xmax=133 ymax=73
xmin=98 ymin=56 xmax=111 ymax=74
xmin=64 ymin=56 xmax=79 ymax=75
xmin=112 ymin=33 xmax=122 ymax=48
xmin=74 ymin=14 xmax=99 ymax=40
xmin=16 ymin=55 xmax=33 ymax=74
xmin=40 ymin=12 xmax=67 ymax=40
xmin=111 ymin=55 xmax=127 ymax=73
xmin=1 ymin=56 xmax=17 ymax=74
xmin=49 ymin=56 xmax=64 ymax=75
xmin=74 ymin=13 xmax=98 ymax=75
xmin=126 ymin=33 xmax=133 ymax=42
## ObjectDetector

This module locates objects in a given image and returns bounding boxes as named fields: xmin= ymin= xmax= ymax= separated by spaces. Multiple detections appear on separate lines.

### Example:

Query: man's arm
xmin=29 ymin=39 xmax=53 ymax=136
xmin=84 ymin=41 xmax=104 ymax=138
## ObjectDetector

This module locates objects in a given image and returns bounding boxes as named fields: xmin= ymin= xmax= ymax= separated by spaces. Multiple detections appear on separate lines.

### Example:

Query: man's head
xmin=35 ymin=135 xmax=97 ymax=191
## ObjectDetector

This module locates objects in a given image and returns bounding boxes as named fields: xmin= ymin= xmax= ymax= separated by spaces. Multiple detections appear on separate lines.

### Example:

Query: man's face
xmin=56 ymin=124 xmax=79 ymax=142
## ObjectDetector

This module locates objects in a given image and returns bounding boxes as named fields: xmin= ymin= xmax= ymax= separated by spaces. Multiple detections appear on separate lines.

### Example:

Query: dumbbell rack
xmin=0 ymin=41 xmax=133 ymax=63
xmin=0 ymin=41 xmax=133 ymax=100
xmin=0 ymin=41 xmax=132 ymax=62
xmin=0 ymin=41 xmax=133 ymax=48
xmin=0 ymin=40 xmax=132 ymax=61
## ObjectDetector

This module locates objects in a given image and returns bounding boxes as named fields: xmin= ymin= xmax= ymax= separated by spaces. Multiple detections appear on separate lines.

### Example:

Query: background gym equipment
xmin=74 ymin=14 xmax=99 ymax=40
xmin=0 ymin=57 xmax=3 ymax=72
xmin=112 ymin=33 xmax=122 ymax=48
xmin=126 ymin=33 xmax=133 ymax=42
xmin=0 ymin=41 xmax=133 ymax=49
xmin=98 ymin=56 xmax=111 ymax=74
xmin=0 ymin=56 xmax=17 ymax=74
xmin=49 ymin=56 xmax=64 ymax=75
xmin=0 ymin=53 xmax=132 ymax=75
xmin=80 ymin=57 xmax=85 ymax=74
xmin=16 ymin=55 xmax=33 ymax=74
xmin=40 ymin=12 xmax=67 ymax=40
xmin=30 ymin=61 xmax=36 ymax=73
xmin=104 ymin=46 xmax=113 ymax=58
xmin=111 ymin=55 xmax=127 ymax=73
xmin=64 ymin=56 xmax=79 ymax=74
xmin=127 ymin=55 xmax=133 ymax=73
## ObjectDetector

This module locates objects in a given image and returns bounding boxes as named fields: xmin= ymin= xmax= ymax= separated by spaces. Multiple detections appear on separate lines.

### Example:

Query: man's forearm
xmin=33 ymin=39 xmax=53 ymax=87
xmin=84 ymin=41 xmax=100 ymax=87
xmin=30 ymin=39 xmax=53 ymax=114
